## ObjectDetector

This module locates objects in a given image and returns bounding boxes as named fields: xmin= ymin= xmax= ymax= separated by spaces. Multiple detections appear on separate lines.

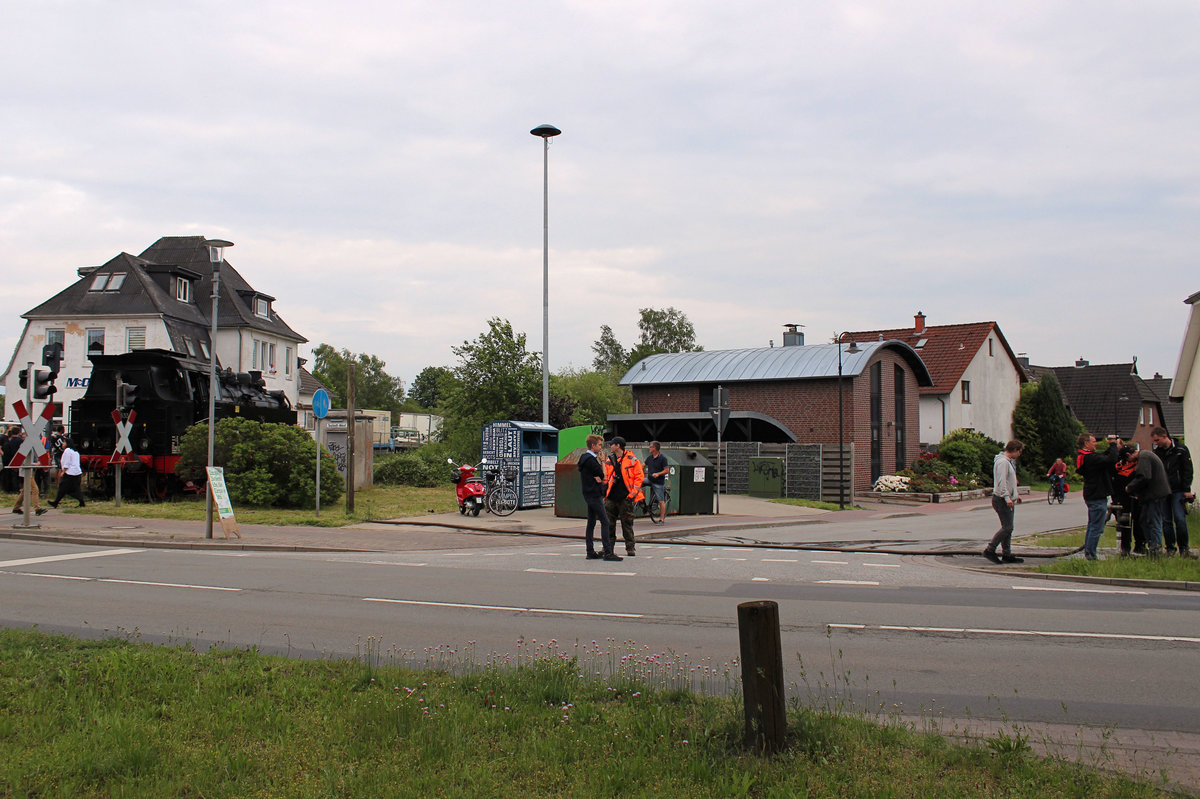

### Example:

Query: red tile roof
xmin=839 ymin=321 xmax=1025 ymax=395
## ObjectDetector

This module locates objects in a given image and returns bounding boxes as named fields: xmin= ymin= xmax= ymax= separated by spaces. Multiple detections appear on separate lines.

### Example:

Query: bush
xmin=938 ymin=429 xmax=1003 ymax=486
xmin=175 ymin=418 xmax=342 ymax=508
xmin=374 ymin=453 xmax=439 ymax=487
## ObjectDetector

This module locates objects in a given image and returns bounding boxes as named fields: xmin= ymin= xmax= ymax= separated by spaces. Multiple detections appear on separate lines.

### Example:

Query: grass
xmin=0 ymin=484 xmax=458 ymax=528
xmin=1020 ymin=510 xmax=1200 ymax=581
xmin=0 ymin=627 xmax=1172 ymax=799
xmin=770 ymin=497 xmax=862 ymax=511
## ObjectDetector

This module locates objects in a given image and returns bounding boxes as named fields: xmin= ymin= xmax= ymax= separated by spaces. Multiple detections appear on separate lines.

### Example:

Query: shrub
xmin=175 ymin=418 xmax=342 ymax=508
xmin=374 ymin=453 xmax=438 ymax=487
xmin=938 ymin=429 xmax=1003 ymax=485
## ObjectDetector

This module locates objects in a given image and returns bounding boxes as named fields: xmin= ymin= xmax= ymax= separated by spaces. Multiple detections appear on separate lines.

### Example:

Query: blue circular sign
xmin=311 ymin=388 xmax=331 ymax=419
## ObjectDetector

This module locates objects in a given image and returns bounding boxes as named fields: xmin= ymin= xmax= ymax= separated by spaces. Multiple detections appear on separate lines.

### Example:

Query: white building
xmin=1169 ymin=289 xmax=1200 ymax=442
xmin=1 ymin=236 xmax=307 ymax=423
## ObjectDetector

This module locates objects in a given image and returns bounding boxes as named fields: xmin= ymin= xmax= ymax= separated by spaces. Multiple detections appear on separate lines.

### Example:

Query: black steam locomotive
xmin=70 ymin=348 xmax=296 ymax=496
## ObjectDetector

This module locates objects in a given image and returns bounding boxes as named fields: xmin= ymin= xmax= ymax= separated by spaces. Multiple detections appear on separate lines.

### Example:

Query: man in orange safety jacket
xmin=604 ymin=436 xmax=644 ymax=557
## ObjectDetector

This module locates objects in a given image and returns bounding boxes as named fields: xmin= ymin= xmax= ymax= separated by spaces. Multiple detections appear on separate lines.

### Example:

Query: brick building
xmin=610 ymin=332 xmax=933 ymax=491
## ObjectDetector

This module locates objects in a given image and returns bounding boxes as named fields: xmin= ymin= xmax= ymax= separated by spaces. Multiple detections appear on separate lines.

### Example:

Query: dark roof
xmin=1049 ymin=362 xmax=1161 ymax=439
xmin=24 ymin=237 xmax=306 ymax=353
xmin=839 ymin=321 xmax=1025 ymax=395
xmin=299 ymin=367 xmax=329 ymax=396
xmin=1145 ymin=376 xmax=1185 ymax=438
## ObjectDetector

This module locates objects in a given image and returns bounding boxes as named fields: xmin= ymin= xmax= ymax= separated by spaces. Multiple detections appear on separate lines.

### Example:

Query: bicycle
xmin=1046 ymin=477 xmax=1065 ymax=505
xmin=636 ymin=479 xmax=671 ymax=525
xmin=484 ymin=467 xmax=518 ymax=517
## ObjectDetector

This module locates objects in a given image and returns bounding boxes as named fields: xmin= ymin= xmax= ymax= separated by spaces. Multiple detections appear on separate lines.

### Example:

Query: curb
xmin=0 ymin=530 xmax=381 ymax=553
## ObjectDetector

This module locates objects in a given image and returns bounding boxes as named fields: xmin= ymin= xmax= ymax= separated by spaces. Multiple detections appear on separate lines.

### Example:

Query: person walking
xmin=983 ymin=440 xmax=1024 ymax=563
xmin=1076 ymin=432 xmax=1120 ymax=560
xmin=1151 ymin=426 xmax=1194 ymax=557
xmin=643 ymin=441 xmax=669 ymax=524
xmin=48 ymin=437 xmax=86 ymax=508
xmin=1126 ymin=446 xmax=1171 ymax=556
xmin=603 ymin=437 xmax=644 ymax=557
xmin=579 ymin=434 xmax=620 ymax=561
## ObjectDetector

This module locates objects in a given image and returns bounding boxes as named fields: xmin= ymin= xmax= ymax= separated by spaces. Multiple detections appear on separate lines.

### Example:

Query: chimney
xmin=914 ymin=311 xmax=926 ymax=335
xmin=782 ymin=323 xmax=804 ymax=347
xmin=1075 ymin=357 xmax=1089 ymax=367
xmin=1016 ymin=352 xmax=1030 ymax=368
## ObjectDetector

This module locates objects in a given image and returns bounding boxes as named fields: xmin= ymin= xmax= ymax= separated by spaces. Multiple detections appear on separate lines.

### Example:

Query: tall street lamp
xmin=203 ymin=238 xmax=233 ymax=539
xmin=836 ymin=336 xmax=861 ymax=510
xmin=530 ymin=123 xmax=561 ymax=425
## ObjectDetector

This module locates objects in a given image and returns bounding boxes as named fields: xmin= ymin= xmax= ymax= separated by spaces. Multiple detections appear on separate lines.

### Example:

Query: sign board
xmin=205 ymin=466 xmax=242 ymax=539
xmin=312 ymin=388 xmax=331 ymax=419
xmin=7 ymin=400 xmax=54 ymax=469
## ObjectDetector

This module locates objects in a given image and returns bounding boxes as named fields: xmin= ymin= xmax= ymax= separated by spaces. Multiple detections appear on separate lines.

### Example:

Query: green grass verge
xmin=0 ymin=484 xmax=458 ymax=528
xmin=1021 ymin=512 xmax=1200 ymax=581
xmin=0 ymin=628 xmax=1169 ymax=798
xmin=769 ymin=497 xmax=860 ymax=511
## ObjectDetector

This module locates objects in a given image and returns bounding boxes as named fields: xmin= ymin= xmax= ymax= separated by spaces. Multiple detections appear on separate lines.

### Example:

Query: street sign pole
xmin=311 ymin=388 xmax=331 ymax=518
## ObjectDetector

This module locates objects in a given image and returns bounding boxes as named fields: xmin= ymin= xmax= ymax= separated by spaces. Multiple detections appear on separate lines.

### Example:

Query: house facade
xmin=1169 ymin=288 xmax=1200 ymax=443
xmin=611 ymin=334 xmax=933 ymax=492
xmin=1035 ymin=360 xmax=1165 ymax=451
xmin=1 ymin=236 xmax=306 ymax=424
xmin=841 ymin=313 xmax=1026 ymax=447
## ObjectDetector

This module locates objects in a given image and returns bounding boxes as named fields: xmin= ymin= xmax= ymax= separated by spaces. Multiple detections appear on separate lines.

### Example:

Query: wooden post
xmin=737 ymin=600 xmax=787 ymax=753
xmin=346 ymin=363 xmax=356 ymax=514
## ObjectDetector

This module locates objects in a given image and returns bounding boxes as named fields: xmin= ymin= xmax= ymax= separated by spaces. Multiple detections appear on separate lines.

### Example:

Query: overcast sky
xmin=3 ymin=1 xmax=1198 ymax=392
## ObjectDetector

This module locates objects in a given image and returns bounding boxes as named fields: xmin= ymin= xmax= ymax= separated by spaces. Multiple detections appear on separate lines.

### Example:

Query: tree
xmin=555 ymin=368 xmax=632 ymax=426
xmin=591 ymin=325 xmax=628 ymax=373
xmin=1031 ymin=372 xmax=1079 ymax=472
xmin=1011 ymin=382 xmax=1043 ymax=472
xmin=409 ymin=365 xmax=453 ymax=410
xmin=311 ymin=344 xmax=405 ymax=417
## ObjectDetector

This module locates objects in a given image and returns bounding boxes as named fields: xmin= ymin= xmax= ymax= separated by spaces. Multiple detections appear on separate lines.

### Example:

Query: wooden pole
xmin=346 ymin=363 xmax=356 ymax=514
xmin=737 ymin=600 xmax=787 ymax=753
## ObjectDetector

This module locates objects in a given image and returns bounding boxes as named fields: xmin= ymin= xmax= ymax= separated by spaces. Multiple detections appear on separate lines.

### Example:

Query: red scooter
xmin=448 ymin=457 xmax=488 ymax=516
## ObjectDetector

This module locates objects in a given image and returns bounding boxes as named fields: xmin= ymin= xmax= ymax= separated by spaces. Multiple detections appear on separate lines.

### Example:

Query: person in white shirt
xmin=983 ymin=440 xmax=1024 ymax=564
xmin=49 ymin=438 xmax=86 ymax=509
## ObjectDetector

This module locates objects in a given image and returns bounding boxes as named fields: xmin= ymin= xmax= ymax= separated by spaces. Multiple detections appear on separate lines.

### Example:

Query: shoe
xmin=603 ymin=553 xmax=623 ymax=562
xmin=48 ymin=501 xmax=58 ymax=509
xmin=625 ymin=549 xmax=636 ymax=557
xmin=1000 ymin=555 xmax=1024 ymax=564
xmin=78 ymin=503 xmax=86 ymax=508
xmin=586 ymin=552 xmax=602 ymax=560
xmin=35 ymin=508 xmax=47 ymax=516
xmin=10 ymin=509 xmax=19 ymax=514
xmin=1084 ymin=554 xmax=1098 ymax=561
xmin=982 ymin=548 xmax=1001 ymax=564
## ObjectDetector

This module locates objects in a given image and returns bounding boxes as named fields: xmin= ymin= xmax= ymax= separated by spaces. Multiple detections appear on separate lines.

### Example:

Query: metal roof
xmin=619 ymin=341 xmax=932 ymax=386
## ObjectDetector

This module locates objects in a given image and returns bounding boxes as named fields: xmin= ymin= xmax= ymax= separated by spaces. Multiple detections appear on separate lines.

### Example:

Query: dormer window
xmin=176 ymin=277 xmax=192 ymax=303
xmin=254 ymin=297 xmax=270 ymax=318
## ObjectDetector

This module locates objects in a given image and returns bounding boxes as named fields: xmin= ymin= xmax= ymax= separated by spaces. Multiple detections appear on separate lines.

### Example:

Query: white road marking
xmin=0 ymin=548 xmax=143 ymax=569
xmin=872 ymin=625 xmax=1200 ymax=644
xmin=812 ymin=560 xmax=849 ymax=565
xmin=97 ymin=578 xmax=241 ymax=592
xmin=864 ymin=562 xmax=902 ymax=568
xmin=752 ymin=577 xmax=770 ymax=582
xmin=5 ymin=571 xmax=91 ymax=581
xmin=364 ymin=597 xmax=643 ymax=618
xmin=713 ymin=557 xmax=747 ymax=562
xmin=525 ymin=568 xmax=636 ymax=577
xmin=762 ymin=558 xmax=797 ymax=563
xmin=663 ymin=556 xmax=700 ymax=560
xmin=1011 ymin=585 xmax=1148 ymax=595
xmin=818 ymin=580 xmax=880 ymax=585
xmin=827 ymin=623 xmax=866 ymax=630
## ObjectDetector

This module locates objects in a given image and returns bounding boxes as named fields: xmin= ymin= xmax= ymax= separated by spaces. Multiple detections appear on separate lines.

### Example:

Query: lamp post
xmin=1114 ymin=393 xmax=1129 ymax=439
xmin=836 ymin=336 xmax=861 ymax=510
xmin=203 ymin=238 xmax=233 ymax=540
xmin=530 ymin=123 xmax=561 ymax=425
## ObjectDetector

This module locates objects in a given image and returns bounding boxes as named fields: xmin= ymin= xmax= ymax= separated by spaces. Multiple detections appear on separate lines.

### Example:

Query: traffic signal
xmin=33 ymin=368 xmax=55 ymax=399
xmin=116 ymin=381 xmax=138 ymax=409
xmin=18 ymin=369 xmax=28 ymax=389
xmin=42 ymin=342 xmax=63 ymax=378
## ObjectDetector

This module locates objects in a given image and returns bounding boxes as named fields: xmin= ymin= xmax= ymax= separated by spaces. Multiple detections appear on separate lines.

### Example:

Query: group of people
xmin=577 ymin=436 xmax=669 ymax=561
xmin=984 ymin=426 xmax=1193 ymax=563
xmin=1 ymin=424 xmax=87 ymax=515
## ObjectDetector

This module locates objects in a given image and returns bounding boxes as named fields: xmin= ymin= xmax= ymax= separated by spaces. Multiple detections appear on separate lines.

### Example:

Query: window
xmin=47 ymin=329 xmax=65 ymax=352
xmin=268 ymin=343 xmax=277 ymax=374
xmin=127 ymin=327 xmax=146 ymax=351
xmin=285 ymin=347 xmax=293 ymax=377
xmin=988 ymin=339 xmax=994 ymax=356
xmin=200 ymin=341 xmax=210 ymax=359
xmin=251 ymin=339 xmax=259 ymax=369
xmin=90 ymin=274 xmax=109 ymax=291
xmin=961 ymin=380 xmax=971 ymax=404
xmin=176 ymin=278 xmax=191 ymax=303
xmin=255 ymin=298 xmax=270 ymax=318
xmin=86 ymin=329 xmax=105 ymax=360
xmin=184 ymin=338 xmax=197 ymax=357
xmin=107 ymin=273 xmax=126 ymax=291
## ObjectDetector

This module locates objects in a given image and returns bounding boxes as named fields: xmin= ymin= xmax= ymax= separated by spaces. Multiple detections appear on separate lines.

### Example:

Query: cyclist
xmin=643 ymin=441 xmax=669 ymax=524
xmin=1046 ymin=457 xmax=1067 ymax=501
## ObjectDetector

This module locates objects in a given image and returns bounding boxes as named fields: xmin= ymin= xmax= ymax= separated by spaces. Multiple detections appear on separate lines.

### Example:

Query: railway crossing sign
xmin=6 ymin=400 xmax=55 ymax=469
xmin=110 ymin=408 xmax=139 ymax=464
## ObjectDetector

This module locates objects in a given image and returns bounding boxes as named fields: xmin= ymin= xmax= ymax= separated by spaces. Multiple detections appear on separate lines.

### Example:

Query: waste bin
xmin=554 ymin=450 xmax=589 ymax=518
xmin=481 ymin=420 xmax=558 ymax=509
xmin=662 ymin=448 xmax=713 ymax=515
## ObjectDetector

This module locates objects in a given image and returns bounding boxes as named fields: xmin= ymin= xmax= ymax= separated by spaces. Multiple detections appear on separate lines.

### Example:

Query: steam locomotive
xmin=69 ymin=348 xmax=296 ymax=496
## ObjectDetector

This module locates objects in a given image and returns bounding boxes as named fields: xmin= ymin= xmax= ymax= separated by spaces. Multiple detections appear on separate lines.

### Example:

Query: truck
xmin=360 ymin=409 xmax=396 ymax=451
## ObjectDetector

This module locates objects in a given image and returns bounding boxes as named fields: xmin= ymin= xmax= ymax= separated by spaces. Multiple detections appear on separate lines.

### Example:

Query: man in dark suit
xmin=579 ymin=434 xmax=621 ymax=561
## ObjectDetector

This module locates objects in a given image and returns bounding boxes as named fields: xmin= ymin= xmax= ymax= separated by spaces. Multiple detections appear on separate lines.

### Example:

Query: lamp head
xmin=530 ymin=124 xmax=562 ymax=138
xmin=204 ymin=239 xmax=234 ymax=265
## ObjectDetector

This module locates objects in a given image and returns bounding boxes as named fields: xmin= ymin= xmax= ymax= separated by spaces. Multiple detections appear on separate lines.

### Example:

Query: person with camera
xmin=1151 ymin=426 xmax=1194 ymax=557
xmin=1076 ymin=432 xmax=1121 ymax=560
xmin=1126 ymin=445 xmax=1171 ymax=556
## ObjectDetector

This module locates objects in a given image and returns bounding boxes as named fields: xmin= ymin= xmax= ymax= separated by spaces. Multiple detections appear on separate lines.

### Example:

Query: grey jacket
xmin=992 ymin=452 xmax=1019 ymax=502
xmin=1127 ymin=449 xmax=1171 ymax=502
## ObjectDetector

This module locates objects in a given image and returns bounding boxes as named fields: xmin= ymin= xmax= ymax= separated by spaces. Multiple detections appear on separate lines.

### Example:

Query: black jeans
xmin=583 ymin=494 xmax=613 ymax=555
xmin=988 ymin=495 xmax=1014 ymax=555
xmin=53 ymin=473 xmax=86 ymax=506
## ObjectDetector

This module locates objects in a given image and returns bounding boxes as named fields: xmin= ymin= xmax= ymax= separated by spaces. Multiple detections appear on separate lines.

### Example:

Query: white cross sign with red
xmin=6 ymin=400 xmax=55 ymax=469
xmin=110 ymin=408 xmax=138 ymax=463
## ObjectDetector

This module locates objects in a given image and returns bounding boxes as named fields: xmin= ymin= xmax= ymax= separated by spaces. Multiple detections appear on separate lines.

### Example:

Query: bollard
xmin=737 ymin=599 xmax=787 ymax=753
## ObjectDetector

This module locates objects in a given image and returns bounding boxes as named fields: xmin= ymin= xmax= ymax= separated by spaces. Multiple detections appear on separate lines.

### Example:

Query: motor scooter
xmin=447 ymin=457 xmax=488 ymax=516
